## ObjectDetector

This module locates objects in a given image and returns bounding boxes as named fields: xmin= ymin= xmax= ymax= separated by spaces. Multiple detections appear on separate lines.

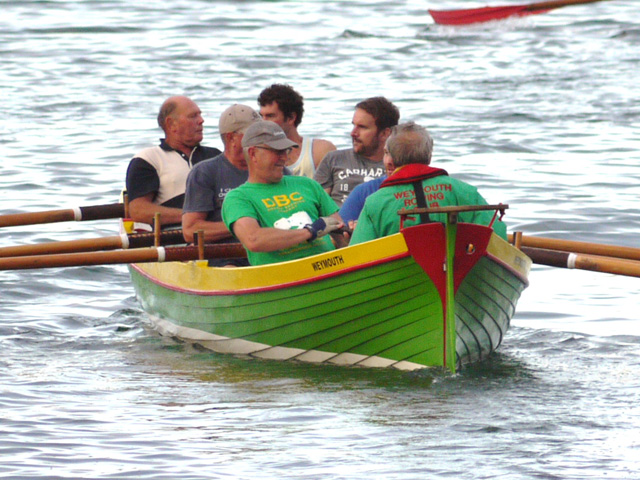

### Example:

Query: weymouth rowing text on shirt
xmin=394 ymin=183 xmax=453 ymax=207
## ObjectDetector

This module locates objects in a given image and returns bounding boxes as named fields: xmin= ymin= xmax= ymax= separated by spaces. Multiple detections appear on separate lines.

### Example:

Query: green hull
xmin=129 ymin=225 xmax=530 ymax=371
xmin=131 ymin=257 xmax=447 ymax=370
xmin=455 ymin=256 xmax=526 ymax=367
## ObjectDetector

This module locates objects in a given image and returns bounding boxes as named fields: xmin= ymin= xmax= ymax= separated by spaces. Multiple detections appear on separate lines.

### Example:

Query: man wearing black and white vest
xmin=125 ymin=96 xmax=221 ymax=228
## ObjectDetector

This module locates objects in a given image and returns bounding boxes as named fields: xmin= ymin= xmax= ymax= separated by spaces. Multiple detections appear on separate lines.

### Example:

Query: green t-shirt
xmin=350 ymin=175 xmax=507 ymax=245
xmin=222 ymin=175 xmax=339 ymax=265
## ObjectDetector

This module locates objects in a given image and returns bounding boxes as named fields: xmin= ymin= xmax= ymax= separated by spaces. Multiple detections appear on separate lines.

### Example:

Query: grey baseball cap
xmin=241 ymin=120 xmax=299 ymax=150
xmin=219 ymin=104 xmax=261 ymax=134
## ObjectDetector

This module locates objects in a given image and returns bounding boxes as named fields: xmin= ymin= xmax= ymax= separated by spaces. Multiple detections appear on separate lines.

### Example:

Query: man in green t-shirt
xmin=350 ymin=121 xmax=507 ymax=245
xmin=222 ymin=120 xmax=346 ymax=266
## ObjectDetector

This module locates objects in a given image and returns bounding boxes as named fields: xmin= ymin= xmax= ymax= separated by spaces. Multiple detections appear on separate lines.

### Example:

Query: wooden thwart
xmin=398 ymin=203 xmax=508 ymax=216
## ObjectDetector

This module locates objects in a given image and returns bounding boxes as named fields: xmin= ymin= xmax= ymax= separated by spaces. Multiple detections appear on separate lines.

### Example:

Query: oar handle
xmin=164 ymin=243 xmax=246 ymax=262
xmin=0 ymin=203 xmax=125 ymax=228
xmin=77 ymin=203 xmax=125 ymax=221
xmin=127 ymin=229 xmax=185 ymax=249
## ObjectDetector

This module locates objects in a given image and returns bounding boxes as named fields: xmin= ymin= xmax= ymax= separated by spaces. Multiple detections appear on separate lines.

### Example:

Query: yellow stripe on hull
xmin=134 ymin=232 xmax=411 ymax=293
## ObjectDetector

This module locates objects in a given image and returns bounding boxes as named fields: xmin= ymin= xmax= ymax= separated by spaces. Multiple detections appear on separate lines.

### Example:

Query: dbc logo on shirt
xmin=262 ymin=192 xmax=303 ymax=209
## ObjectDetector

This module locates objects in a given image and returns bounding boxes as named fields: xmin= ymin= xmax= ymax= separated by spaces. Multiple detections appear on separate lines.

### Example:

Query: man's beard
xmin=353 ymin=137 xmax=379 ymax=157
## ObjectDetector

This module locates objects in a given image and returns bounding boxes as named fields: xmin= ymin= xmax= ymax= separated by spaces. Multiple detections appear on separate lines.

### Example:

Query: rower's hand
xmin=306 ymin=216 xmax=342 ymax=240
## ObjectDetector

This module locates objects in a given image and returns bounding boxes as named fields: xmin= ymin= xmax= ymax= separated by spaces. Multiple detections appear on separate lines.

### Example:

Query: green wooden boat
xmin=129 ymin=210 xmax=531 ymax=372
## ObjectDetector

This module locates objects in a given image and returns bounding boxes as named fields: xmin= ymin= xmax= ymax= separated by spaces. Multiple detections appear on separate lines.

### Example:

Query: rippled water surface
xmin=1 ymin=1 xmax=639 ymax=478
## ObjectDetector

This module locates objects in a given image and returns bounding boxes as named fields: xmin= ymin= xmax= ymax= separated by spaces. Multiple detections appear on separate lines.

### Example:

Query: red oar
xmin=429 ymin=0 xmax=606 ymax=26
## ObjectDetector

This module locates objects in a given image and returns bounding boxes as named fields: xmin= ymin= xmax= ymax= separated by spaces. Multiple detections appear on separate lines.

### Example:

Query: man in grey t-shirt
xmin=314 ymin=96 xmax=399 ymax=206
xmin=182 ymin=104 xmax=260 ymax=248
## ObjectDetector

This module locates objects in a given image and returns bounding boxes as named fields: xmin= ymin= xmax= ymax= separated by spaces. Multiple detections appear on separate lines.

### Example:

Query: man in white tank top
xmin=257 ymin=84 xmax=336 ymax=178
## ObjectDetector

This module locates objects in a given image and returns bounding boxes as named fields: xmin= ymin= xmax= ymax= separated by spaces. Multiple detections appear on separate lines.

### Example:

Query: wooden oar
xmin=0 ymin=203 xmax=125 ymax=228
xmin=522 ymin=246 xmax=640 ymax=278
xmin=0 ymin=243 xmax=247 ymax=271
xmin=429 ymin=0 xmax=606 ymax=26
xmin=0 ymin=230 xmax=186 ymax=258
xmin=508 ymin=233 xmax=640 ymax=261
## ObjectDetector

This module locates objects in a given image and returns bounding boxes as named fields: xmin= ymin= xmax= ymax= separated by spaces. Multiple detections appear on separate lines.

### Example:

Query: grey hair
xmin=242 ymin=146 xmax=251 ymax=164
xmin=386 ymin=121 xmax=433 ymax=167
xmin=157 ymin=98 xmax=179 ymax=131
xmin=220 ymin=132 xmax=233 ymax=147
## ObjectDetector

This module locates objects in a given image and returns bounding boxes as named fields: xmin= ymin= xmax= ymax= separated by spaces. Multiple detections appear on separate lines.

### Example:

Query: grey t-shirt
xmin=314 ymin=148 xmax=385 ymax=206
xmin=183 ymin=153 xmax=249 ymax=222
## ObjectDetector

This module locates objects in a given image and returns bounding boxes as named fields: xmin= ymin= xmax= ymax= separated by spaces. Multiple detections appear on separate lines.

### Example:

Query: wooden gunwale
xmin=485 ymin=253 xmax=530 ymax=286
xmin=485 ymin=235 xmax=531 ymax=286
xmin=130 ymin=229 xmax=529 ymax=297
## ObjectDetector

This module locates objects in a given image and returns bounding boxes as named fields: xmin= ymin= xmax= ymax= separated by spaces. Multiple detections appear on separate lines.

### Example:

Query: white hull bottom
xmin=147 ymin=313 xmax=428 ymax=372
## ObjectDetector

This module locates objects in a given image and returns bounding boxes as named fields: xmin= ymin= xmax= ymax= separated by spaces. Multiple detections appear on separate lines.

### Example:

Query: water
xmin=1 ymin=0 xmax=639 ymax=478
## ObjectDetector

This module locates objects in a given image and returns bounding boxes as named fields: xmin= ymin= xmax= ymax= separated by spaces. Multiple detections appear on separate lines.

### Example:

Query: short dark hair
xmin=386 ymin=121 xmax=433 ymax=166
xmin=355 ymin=97 xmax=399 ymax=131
xmin=257 ymin=84 xmax=304 ymax=127
xmin=157 ymin=98 xmax=178 ymax=131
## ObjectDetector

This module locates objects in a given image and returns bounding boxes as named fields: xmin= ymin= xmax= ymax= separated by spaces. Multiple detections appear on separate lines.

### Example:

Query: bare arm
xmin=232 ymin=217 xmax=313 ymax=252
xmin=182 ymin=211 xmax=233 ymax=244
xmin=129 ymin=193 xmax=183 ymax=226
xmin=312 ymin=139 xmax=337 ymax=168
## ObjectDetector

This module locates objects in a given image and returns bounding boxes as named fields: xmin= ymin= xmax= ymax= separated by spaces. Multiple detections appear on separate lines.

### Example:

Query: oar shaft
xmin=0 ymin=243 xmax=246 ymax=270
xmin=0 ymin=248 xmax=162 ymax=270
xmin=0 ymin=229 xmax=186 ymax=258
xmin=0 ymin=236 xmax=124 ymax=258
xmin=508 ymin=234 xmax=640 ymax=261
xmin=0 ymin=203 xmax=125 ymax=228
xmin=522 ymin=247 xmax=640 ymax=278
